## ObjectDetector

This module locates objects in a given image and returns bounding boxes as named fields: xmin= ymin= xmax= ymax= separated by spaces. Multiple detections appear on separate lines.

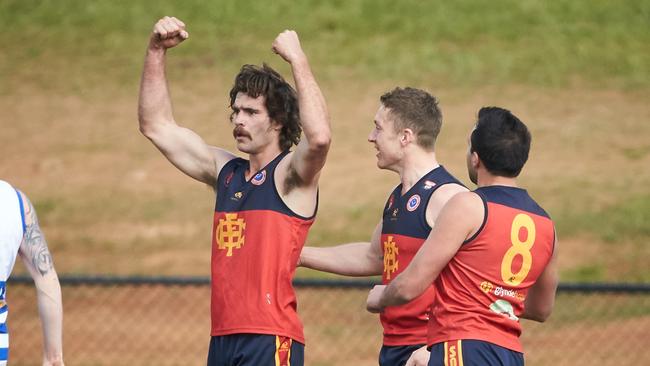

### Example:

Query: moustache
xmin=233 ymin=127 xmax=251 ymax=139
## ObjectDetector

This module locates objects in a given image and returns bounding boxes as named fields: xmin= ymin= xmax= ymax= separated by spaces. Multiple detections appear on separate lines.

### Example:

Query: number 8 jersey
xmin=428 ymin=186 xmax=555 ymax=352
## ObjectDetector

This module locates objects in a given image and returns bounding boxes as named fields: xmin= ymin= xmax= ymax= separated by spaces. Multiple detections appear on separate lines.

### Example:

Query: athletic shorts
xmin=207 ymin=334 xmax=304 ymax=366
xmin=379 ymin=344 xmax=426 ymax=366
xmin=428 ymin=339 xmax=523 ymax=366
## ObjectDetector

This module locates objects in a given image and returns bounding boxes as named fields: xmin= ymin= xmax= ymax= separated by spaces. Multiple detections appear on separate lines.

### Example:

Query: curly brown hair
xmin=229 ymin=64 xmax=301 ymax=151
xmin=380 ymin=87 xmax=442 ymax=150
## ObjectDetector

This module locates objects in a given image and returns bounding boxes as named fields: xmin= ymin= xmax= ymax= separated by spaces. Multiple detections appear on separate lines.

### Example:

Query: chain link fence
xmin=5 ymin=276 xmax=650 ymax=365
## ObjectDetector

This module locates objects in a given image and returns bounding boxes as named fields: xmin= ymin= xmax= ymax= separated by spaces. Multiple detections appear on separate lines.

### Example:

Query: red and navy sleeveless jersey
xmin=210 ymin=151 xmax=315 ymax=344
xmin=380 ymin=166 xmax=464 ymax=346
xmin=428 ymin=186 xmax=555 ymax=352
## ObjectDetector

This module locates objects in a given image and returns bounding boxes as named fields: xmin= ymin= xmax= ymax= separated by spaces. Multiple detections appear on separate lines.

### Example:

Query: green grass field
xmin=1 ymin=0 xmax=649 ymax=281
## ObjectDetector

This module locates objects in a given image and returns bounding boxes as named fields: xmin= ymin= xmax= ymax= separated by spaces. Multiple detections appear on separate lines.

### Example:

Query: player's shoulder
xmin=428 ymin=182 xmax=470 ymax=208
xmin=1 ymin=182 xmax=29 ymax=206
xmin=444 ymin=190 xmax=484 ymax=213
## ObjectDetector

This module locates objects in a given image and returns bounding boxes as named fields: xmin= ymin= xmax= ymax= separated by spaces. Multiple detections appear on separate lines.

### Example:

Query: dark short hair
xmin=470 ymin=107 xmax=531 ymax=177
xmin=379 ymin=87 xmax=442 ymax=150
xmin=229 ymin=64 xmax=301 ymax=151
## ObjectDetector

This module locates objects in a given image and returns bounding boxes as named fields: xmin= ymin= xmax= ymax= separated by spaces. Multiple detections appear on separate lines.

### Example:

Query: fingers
xmin=153 ymin=16 xmax=188 ymax=40
xmin=272 ymin=30 xmax=305 ymax=63
xmin=272 ymin=29 xmax=299 ymax=49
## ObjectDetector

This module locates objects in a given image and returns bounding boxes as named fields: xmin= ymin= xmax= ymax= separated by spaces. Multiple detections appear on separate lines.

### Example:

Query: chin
xmin=236 ymin=143 xmax=253 ymax=154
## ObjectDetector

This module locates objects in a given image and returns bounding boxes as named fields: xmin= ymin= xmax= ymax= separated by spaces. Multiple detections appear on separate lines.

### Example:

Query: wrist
xmin=289 ymin=53 xmax=309 ymax=69
xmin=147 ymin=39 xmax=167 ymax=54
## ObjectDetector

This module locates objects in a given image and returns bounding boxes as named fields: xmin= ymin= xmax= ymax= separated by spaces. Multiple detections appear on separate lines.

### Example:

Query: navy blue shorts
xmin=428 ymin=340 xmax=523 ymax=366
xmin=379 ymin=344 xmax=426 ymax=366
xmin=207 ymin=334 xmax=304 ymax=366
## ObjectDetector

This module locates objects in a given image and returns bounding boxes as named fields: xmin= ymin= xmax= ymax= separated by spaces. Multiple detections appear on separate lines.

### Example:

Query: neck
xmin=476 ymin=170 xmax=518 ymax=188
xmin=398 ymin=149 xmax=439 ymax=193
xmin=248 ymin=147 xmax=283 ymax=177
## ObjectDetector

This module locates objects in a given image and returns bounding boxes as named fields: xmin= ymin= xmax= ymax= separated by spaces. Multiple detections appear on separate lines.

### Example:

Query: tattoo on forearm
xmin=23 ymin=199 xmax=54 ymax=276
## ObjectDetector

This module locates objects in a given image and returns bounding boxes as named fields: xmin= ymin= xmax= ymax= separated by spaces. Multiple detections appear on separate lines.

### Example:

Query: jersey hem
xmin=382 ymin=334 xmax=428 ymax=346
xmin=211 ymin=327 xmax=305 ymax=345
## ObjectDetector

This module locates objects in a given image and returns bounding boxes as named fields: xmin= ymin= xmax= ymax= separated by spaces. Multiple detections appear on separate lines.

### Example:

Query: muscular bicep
xmin=144 ymin=122 xmax=236 ymax=186
xmin=404 ymin=193 xmax=483 ymax=293
xmin=16 ymin=191 xmax=55 ymax=278
xmin=425 ymin=183 xmax=469 ymax=227
xmin=285 ymin=137 xmax=329 ymax=188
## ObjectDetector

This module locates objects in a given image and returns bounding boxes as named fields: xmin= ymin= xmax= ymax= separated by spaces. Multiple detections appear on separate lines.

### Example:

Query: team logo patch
xmin=406 ymin=194 xmax=421 ymax=211
xmin=423 ymin=180 xmax=436 ymax=190
xmin=233 ymin=191 xmax=243 ymax=200
xmin=489 ymin=299 xmax=519 ymax=321
xmin=216 ymin=213 xmax=246 ymax=257
xmin=383 ymin=236 xmax=399 ymax=280
xmin=251 ymin=170 xmax=266 ymax=185
xmin=480 ymin=281 xmax=494 ymax=294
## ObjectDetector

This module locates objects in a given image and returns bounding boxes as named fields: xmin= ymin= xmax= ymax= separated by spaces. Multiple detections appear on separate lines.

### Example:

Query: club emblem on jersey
xmin=216 ymin=213 xmax=246 ymax=256
xmin=392 ymin=208 xmax=399 ymax=218
xmin=233 ymin=191 xmax=243 ymax=200
xmin=423 ymin=180 xmax=436 ymax=190
xmin=480 ymin=281 xmax=494 ymax=294
xmin=251 ymin=170 xmax=266 ymax=185
xmin=406 ymin=194 xmax=421 ymax=211
xmin=225 ymin=171 xmax=234 ymax=187
xmin=489 ymin=299 xmax=519 ymax=321
xmin=383 ymin=236 xmax=399 ymax=280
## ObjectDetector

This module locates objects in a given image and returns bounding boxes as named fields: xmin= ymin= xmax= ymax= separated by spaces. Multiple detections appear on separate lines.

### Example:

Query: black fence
xmin=6 ymin=276 xmax=650 ymax=366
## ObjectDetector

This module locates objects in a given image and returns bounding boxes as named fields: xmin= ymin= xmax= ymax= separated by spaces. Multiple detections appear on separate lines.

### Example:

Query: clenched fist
xmin=272 ymin=30 xmax=307 ymax=65
xmin=366 ymin=285 xmax=386 ymax=313
xmin=150 ymin=16 xmax=189 ymax=50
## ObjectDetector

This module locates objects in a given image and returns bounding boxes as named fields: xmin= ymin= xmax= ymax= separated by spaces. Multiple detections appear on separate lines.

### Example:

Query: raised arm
xmin=272 ymin=30 xmax=331 ymax=187
xmin=520 ymin=233 xmax=559 ymax=322
xmin=16 ymin=191 xmax=64 ymax=366
xmin=138 ymin=16 xmax=235 ymax=186
xmin=300 ymin=222 xmax=384 ymax=276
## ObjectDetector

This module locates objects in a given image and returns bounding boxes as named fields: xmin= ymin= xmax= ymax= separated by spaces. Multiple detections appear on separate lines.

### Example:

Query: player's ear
xmin=270 ymin=119 xmax=282 ymax=131
xmin=400 ymin=128 xmax=414 ymax=146
xmin=470 ymin=151 xmax=480 ymax=169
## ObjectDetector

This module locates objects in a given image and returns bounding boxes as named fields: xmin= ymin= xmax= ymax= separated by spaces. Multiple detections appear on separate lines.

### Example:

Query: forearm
xmin=138 ymin=45 xmax=175 ymax=136
xmin=520 ymin=285 xmax=557 ymax=322
xmin=379 ymin=276 xmax=414 ymax=308
xmin=290 ymin=57 xmax=331 ymax=148
xmin=35 ymin=273 xmax=64 ymax=364
xmin=301 ymin=243 xmax=382 ymax=276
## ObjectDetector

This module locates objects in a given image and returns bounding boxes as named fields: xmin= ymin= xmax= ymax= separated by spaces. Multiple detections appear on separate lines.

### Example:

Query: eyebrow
xmin=232 ymin=105 xmax=260 ymax=114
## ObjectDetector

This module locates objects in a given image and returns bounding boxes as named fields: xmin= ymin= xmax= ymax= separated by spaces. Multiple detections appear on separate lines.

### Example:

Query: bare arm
xmin=272 ymin=31 xmax=331 ymax=188
xmin=16 ymin=191 xmax=64 ymax=366
xmin=367 ymin=193 xmax=483 ymax=311
xmin=138 ymin=16 xmax=235 ymax=186
xmin=424 ymin=183 xmax=469 ymax=227
xmin=521 ymin=233 xmax=559 ymax=322
xmin=300 ymin=222 xmax=384 ymax=276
